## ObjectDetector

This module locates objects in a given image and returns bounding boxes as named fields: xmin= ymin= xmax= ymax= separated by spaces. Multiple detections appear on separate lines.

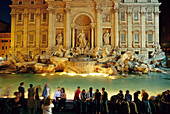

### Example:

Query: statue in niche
xmin=103 ymin=30 xmax=110 ymax=45
xmin=77 ymin=30 xmax=87 ymax=48
xmin=56 ymin=13 xmax=63 ymax=22
xmin=56 ymin=31 xmax=63 ymax=45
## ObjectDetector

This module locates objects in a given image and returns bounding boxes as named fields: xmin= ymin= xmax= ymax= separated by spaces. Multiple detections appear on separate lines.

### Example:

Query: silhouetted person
xmin=18 ymin=82 xmax=25 ymax=100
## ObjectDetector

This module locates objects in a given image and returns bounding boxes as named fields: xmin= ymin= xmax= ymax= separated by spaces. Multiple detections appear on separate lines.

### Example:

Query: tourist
xmin=54 ymin=87 xmax=61 ymax=102
xmin=27 ymin=84 xmax=37 ymax=114
xmin=80 ymin=89 xmax=87 ymax=113
xmin=95 ymin=89 xmax=102 ymax=114
xmin=42 ymin=97 xmax=54 ymax=114
xmin=134 ymin=90 xmax=142 ymax=113
xmin=59 ymin=87 xmax=66 ymax=111
xmin=118 ymin=90 xmax=124 ymax=101
xmin=8 ymin=92 xmax=23 ymax=114
xmin=101 ymin=87 xmax=109 ymax=113
xmin=141 ymin=90 xmax=151 ymax=114
xmin=125 ymin=90 xmax=138 ymax=114
xmin=35 ymin=85 xmax=42 ymax=110
xmin=86 ymin=87 xmax=95 ymax=113
xmin=18 ymin=82 xmax=25 ymax=100
xmin=74 ymin=86 xmax=81 ymax=113
xmin=53 ymin=87 xmax=61 ymax=110
xmin=161 ymin=90 xmax=170 ymax=114
xmin=149 ymin=96 xmax=158 ymax=114
xmin=42 ymin=83 xmax=50 ymax=99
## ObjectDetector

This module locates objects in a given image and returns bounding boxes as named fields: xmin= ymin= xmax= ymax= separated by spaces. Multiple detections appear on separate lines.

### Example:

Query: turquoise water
xmin=0 ymin=72 xmax=170 ymax=100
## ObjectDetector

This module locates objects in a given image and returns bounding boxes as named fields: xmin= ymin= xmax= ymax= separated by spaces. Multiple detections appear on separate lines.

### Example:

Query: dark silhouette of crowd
xmin=0 ymin=82 xmax=169 ymax=114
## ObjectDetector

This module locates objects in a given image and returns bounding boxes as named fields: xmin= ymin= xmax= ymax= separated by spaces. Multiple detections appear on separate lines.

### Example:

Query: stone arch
xmin=72 ymin=12 xmax=94 ymax=25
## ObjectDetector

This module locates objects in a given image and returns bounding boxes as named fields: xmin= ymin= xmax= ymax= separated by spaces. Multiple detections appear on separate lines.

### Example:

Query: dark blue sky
xmin=0 ymin=0 xmax=12 ymax=24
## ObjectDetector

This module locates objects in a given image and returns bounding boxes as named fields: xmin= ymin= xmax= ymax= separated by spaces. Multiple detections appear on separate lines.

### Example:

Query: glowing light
xmin=59 ymin=72 xmax=67 ymax=75
xmin=42 ymin=74 xmax=46 ymax=76
xmin=50 ymin=73 xmax=54 ymax=76
xmin=40 ymin=97 xmax=44 ymax=100
xmin=81 ymin=74 xmax=88 ymax=77
xmin=104 ymin=74 xmax=108 ymax=77
xmin=68 ymin=73 xmax=76 ymax=76
xmin=3 ymin=96 xmax=7 ymax=98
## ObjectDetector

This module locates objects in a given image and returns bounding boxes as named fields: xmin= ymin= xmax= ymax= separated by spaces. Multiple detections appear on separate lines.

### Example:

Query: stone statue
xmin=77 ymin=30 xmax=87 ymax=48
xmin=103 ymin=30 xmax=110 ymax=45
xmin=56 ymin=31 xmax=63 ymax=45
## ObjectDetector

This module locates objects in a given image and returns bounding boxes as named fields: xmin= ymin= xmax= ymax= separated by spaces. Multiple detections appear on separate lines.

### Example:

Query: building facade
xmin=0 ymin=33 xmax=11 ymax=60
xmin=10 ymin=0 xmax=161 ymax=58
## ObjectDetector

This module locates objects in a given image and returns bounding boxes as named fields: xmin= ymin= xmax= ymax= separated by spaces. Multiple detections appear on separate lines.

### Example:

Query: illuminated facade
xmin=10 ymin=0 xmax=161 ymax=58
xmin=0 ymin=33 xmax=11 ymax=59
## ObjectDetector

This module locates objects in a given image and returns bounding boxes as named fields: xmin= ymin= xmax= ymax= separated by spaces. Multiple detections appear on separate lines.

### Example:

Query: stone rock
xmin=15 ymin=61 xmax=37 ymax=68
xmin=133 ymin=64 xmax=149 ymax=74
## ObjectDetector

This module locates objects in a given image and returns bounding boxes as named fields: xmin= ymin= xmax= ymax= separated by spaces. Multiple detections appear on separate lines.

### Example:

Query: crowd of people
xmin=2 ymin=82 xmax=170 ymax=114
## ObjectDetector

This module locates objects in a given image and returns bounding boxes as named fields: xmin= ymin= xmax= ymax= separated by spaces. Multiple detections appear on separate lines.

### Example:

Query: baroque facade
xmin=10 ymin=0 xmax=161 ymax=58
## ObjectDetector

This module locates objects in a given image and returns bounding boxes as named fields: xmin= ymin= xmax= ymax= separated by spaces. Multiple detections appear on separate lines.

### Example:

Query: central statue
xmin=77 ymin=30 xmax=87 ymax=48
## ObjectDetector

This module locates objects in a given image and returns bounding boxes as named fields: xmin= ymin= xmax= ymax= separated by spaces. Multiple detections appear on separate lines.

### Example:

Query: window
xmin=17 ymin=34 xmax=21 ymax=44
xmin=147 ymin=0 xmax=151 ymax=3
xmin=6 ymin=46 xmax=7 ymax=50
xmin=43 ymin=13 xmax=47 ymax=22
xmin=10 ymin=40 xmax=11 ymax=42
xmin=31 ymin=1 xmax=34 ymax=4
xmin=30 ymin=13 xmax=34 ymax=22
xmin=19 ymin=1 xmax=22 ymax=4
xmin=42 ymin=51 xmax=46 ymax=54
xmin=134 ymin=0 xmax=137 ymax=3
xmin=29 ymin=51 xmax=33 ymax=57
xmin=42 ymin=34 xmax=47 ymax=44
xmin=121 ymin=34 xmax=125 ymax=42
xmin=29 ymin=34 xmax=34 ymax=44
xmin=18 ymin=14 xmax=22 ymax=22
xmin=2 ymin=54 xmax=4 ymax=56
xmin=2 ymin=46 xmax=4 ymax=50
xmin=135 ymin=51 xmax=139 ymax=55
xmin=134 ymin=34 xmax=139 ymax=42
xmin=121 ymin=0 xmax=124 ymax=3
xmin=147 ymin=12 xmax=152 ymax=21
xmin=148 ymin=34 xmax=152 ymax=42
xmin=121 ymin=12 xmax=125 ymax=21
xmin=134 ymin=12 xmax=138 ymax=21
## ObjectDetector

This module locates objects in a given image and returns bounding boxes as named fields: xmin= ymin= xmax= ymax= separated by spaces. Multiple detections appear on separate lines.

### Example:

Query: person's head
xmin=137 ymin=91 xmax=140 ymax=94
xmin=96 ymin=89 xmax=99 ymax=93
xmin=14 ymin=92 xmax=20 ymax=98
xmin=102 ymin=87 xmax=105 ymax=92
xmin=61 ymin=88 xmax=65 ymax=93
xmin=126 ymin=90 xmax=129 ymax=94
xmin=45 ymin=83 xmax=48 ymax=87
xmin=57 ymin=87 xmax=60 ymax=91
xmin=20 ymin=82 xmax=24 ymax=86
xmin=78 ymin=86 xmax=80 ymax=91
xmin=142 ymin=90 xmax=146 ymax=94
xmin=30 ymin=84 xmax=33 ymax=88
xmin=82 ymin=89 xmax=85 ymax=93
xmin=119 ymin=90 xmax=123 ymax=94
xmin=44 ymin=96 xmax=51 ymax=106
xmin=89 ymin=87 xmax=93 ymax=92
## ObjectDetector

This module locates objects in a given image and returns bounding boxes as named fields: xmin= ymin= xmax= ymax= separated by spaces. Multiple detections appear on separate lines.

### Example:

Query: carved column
xmin=91 ymin=23 xmax=95 ymax=48
xmin=10 ymin=13 xmax=16 ymax=53
xmin=65 ymin=8 xmax=71 ymax=48
xmin=127 ymin=11 xmax=133 ymax=49
xmin=114 ymin=8 xmax=119 ymax=48
xmin=23 ymin=11 xmax=28 ymax=55
xmin=154 ymin=11 xmax=160 ymax=45
xmin=71 ymin=24 xmax=76 ymax=48
xmin=36 ymin=11 xmax=41 ymax=49
xmin=96 ymin=8 xmax=102 ymax=47
xmin=47 ymin=8 xmax=54 ymax=49
xmin=140 ymin=11 xmax=146 ymax=48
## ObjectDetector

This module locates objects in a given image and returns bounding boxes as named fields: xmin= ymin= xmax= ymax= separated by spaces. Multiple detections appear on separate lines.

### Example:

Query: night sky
xmin=0 ymin=0 xmax=169 ymax=44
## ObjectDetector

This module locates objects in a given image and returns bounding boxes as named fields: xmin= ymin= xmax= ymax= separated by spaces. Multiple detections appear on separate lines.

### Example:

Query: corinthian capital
xmin=47 ymin=8 xmax=55 ymax=14
xmin=65 ymin=8 xmax=71 ymax=13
